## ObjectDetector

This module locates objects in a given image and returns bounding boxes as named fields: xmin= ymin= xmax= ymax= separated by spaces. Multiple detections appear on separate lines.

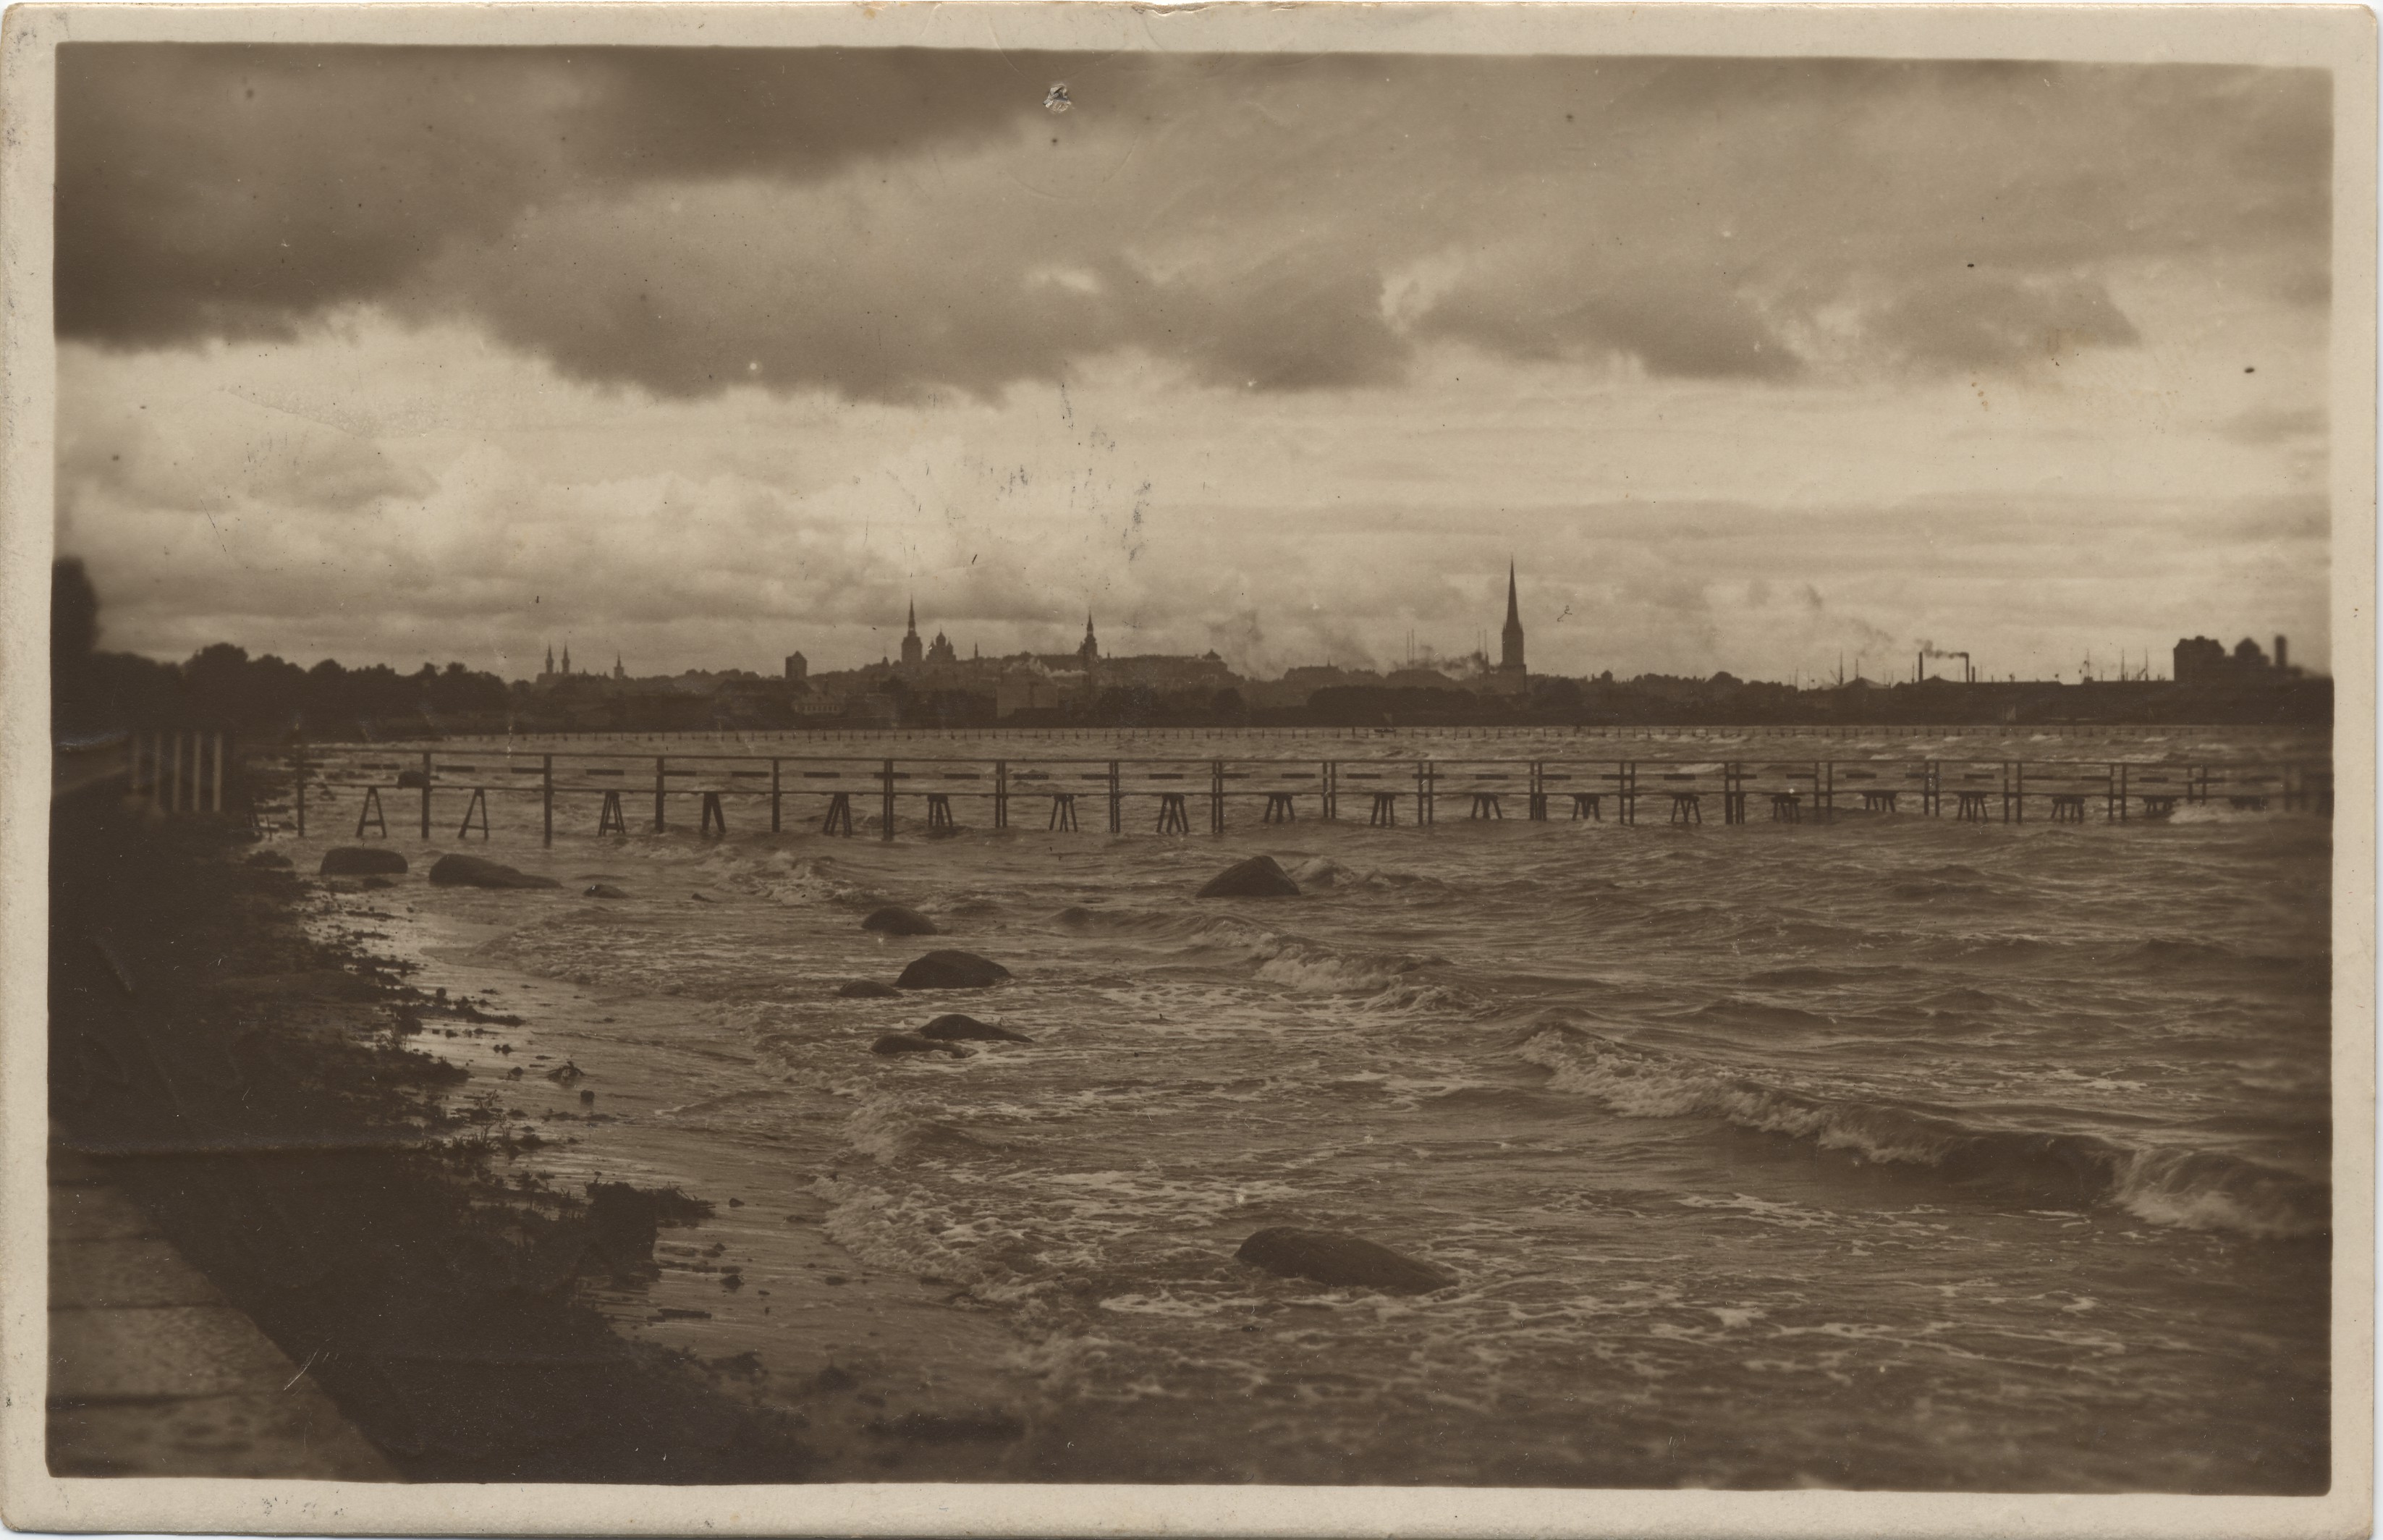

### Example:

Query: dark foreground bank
xmin=47 ymin=789 xmax=817 ymax=1482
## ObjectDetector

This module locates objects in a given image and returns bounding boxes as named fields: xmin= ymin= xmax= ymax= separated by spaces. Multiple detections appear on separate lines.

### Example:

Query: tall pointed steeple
xmin=900 ymin=597 xmax=924 ymax=667
xmin=1499 ymin=561 xmax=1525 ymax=674
xmin=1079 ymin=611 xmax=1099 ymax=663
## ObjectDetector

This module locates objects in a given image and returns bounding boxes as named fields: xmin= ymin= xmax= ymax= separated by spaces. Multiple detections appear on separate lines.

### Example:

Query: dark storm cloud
xmin=55 ymin=44 xmax=1050 ymax=344
xmin=57 ymin=48 xmax=2330 ymax=399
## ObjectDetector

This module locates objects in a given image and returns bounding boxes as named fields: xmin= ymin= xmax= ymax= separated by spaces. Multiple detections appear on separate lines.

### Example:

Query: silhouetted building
xmin=2173 ymin=633 xmax=2302 ymax=685
xmin=1488 ymin=563 xmax=1528 ymax=696
xmin=900 ymin=601 xmax=924 ymax=668
xmin=784 ymin=651 xmax=808 ymax=684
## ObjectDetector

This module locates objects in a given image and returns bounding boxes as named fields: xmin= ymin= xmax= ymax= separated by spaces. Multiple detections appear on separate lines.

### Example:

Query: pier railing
xmin=254 ymin=746 xmax=2335 ymax=845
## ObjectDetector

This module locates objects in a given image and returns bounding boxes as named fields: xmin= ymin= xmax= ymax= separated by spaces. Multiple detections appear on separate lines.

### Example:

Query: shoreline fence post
xmin=771 ymin=758 xmax=782 ymax=834
xmin=542 ymin=754 xmax=554 ymax=847
xmin=654 ymin=756 xmax=668 ymax=833
xmin=294 ymin=740 xmax=307 ymax=837
xmin=420 ymin=749 xmax=433 ymax=839
xmin=881 ymin=758 xmax=896 ymax=841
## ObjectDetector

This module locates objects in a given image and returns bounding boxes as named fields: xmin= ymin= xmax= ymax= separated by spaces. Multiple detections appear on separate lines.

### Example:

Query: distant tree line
xmin=52 ymin=560 xmax=512 ymax=743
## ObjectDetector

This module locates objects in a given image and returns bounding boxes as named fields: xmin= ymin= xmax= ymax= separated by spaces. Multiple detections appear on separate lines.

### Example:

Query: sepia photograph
xmin=2 ymin=4 xmax=2372 ymax=1535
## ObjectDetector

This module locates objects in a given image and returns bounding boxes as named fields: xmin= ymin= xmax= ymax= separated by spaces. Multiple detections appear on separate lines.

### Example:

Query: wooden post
xmin=1821 ymin=761 xmax=1834 ymax=824
xmin=1108 ymin=761 xmax=1122 ymax=834
xmin=2015 ymin=762 xmax=2026 ymax=822
xmin=653 ymin=756 xmax=667 ymax=832
xmin=881 ymin=758 xmax=896 ymax=842
xmin=293 ymin=740 xmax=307 ymax=837
xmin=770 ymin=758 xmax=782 ymax=834
xmin=419 ymin=750 xmax=433 ymax=839
xmin=995 ymin=761 xmax=1009 ymax=830
xmin=1324 ymin=761 xmax=1337 ymax=821
xmin=541 ymin=754 xmax=554 ymax=847
xmin=1211 ymin=759 xmax=1225 ymax=834
xmin=2115 ymin=763 xmax=2127 ymax=823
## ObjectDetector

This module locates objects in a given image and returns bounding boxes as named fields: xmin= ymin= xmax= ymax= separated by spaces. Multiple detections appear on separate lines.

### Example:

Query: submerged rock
xmin=1054 ymin=905 xmax=1098 ymax=926
xmin=584 ymin=883 xmax=630 ymax=899
xmin=871 ymin=1033 xmax=968 ymax=1059
xmin=862 ymin=905 xmax=939 ymax=937
xmin=836 ymin=979 xmax=902 ymax=999
xmin=1235 ymin=1227 xmax=1457 ymax=1295
xmin=428 ymin=854 xmax=560 ymax=889
xmin=319 ymin=847 xmax=408 ymax=877
xmin=1196 ymin=855 xmax=1301 ymax=900
xmin=896 ymin=949 xmax=1011 ymax=990
xmin=918 ymin=1013 xmax=1033 ymax=1044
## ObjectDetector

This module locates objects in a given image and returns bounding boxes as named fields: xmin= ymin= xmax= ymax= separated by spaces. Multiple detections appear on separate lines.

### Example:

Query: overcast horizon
xmin=53 ymin=46 xmax=2333 ymax=683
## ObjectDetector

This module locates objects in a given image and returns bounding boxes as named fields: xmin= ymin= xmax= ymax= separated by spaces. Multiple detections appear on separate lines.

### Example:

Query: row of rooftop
xmin=531 ymin=609 xmax=2305 ymax=721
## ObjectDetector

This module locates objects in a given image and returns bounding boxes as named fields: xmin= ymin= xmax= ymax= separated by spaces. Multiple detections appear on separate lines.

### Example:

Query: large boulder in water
xmin=871 ymin=1033 xmax=967 ymax=1059
xmin=319 ymin=847 xmax=407 ymax=877
xmin=1197 ymin=855 xmax=1301 ymax=900
xmin=836 ymin=979 xmax=902 ymax=999
xmin=428 ymin=853 xmax=560 ymax=890
xmin=1235 ymin=1227 xmax=1456 ymax=1295
xmin=862 ymin=905 xmax=939 ymax=937
xmin=919 ymin=1013 xmax=1033 ymax=1044
xmin=896 ymin=950 xmax=1011 ymax=990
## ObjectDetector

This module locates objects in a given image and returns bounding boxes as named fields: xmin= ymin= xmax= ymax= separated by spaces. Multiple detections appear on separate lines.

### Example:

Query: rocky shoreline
xmin=48 ymin=790 xmax=822 ymax=1482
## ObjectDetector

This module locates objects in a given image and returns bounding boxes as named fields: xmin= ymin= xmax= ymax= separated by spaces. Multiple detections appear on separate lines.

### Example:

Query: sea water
xmin=287 ymin=725 xmax=2332 ymax=1491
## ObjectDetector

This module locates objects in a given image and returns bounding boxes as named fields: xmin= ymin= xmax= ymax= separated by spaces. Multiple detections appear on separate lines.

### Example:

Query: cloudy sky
xmin=54 ymin=46 xmax=2331 ymax=680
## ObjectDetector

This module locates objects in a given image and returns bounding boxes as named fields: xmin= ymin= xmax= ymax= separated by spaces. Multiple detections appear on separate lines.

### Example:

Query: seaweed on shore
xmin=47 ymin=790 xmax=816 ymax=1483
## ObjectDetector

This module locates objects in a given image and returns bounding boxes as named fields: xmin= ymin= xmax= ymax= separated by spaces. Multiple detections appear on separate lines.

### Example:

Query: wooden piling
xmin=994 ymin=761 xmax=1009 ymax=830
xmin=1211 ymin=759 xmax=1226 ymax=834
xmin=542 ymin=755 xmax=554 ymax=846
xmin=881 ymin=758 xmax=896 ymax=842
xmin=1109 ymin=761 xmax=1122 ymax=834
xmin=420 ymin=750 xmax=433 ymax=839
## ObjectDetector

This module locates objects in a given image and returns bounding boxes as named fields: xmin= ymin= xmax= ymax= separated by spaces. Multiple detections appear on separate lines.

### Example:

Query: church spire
xmin=906 ymin=598 xmax=918 ymax=638
xmin=1499 ymin=560 xmax=1525 ymax=674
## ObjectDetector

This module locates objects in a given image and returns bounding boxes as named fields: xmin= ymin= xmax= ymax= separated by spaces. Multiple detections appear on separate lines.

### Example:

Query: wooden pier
xmin=262 ymin=746 xmax=2336 ymax=846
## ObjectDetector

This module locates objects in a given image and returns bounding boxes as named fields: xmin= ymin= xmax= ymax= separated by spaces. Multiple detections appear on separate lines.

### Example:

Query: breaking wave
xmin=1518 ymin=1027 xmax=2327 ymax=1239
